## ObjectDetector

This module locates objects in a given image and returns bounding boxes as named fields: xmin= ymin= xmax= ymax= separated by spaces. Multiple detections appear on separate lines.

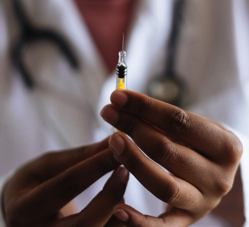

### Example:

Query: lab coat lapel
xmin=22 ymin=0 xmax=108 ymax=147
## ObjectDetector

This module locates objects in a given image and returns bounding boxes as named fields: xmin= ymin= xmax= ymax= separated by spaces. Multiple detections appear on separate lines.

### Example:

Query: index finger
xmin=31 ymin=137 xmax=111 ymax=179
xmin=13 ymin=149 xmax=119 ymax=221
xmin=5 ymin=137 xmax=111 ymax=197
xmin=110 ymin=90 xmax=242 ymax=161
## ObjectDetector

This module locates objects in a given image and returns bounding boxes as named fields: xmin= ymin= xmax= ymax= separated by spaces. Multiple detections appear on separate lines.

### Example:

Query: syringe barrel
xmin=116 ymin=76 xmax=127 ymax=90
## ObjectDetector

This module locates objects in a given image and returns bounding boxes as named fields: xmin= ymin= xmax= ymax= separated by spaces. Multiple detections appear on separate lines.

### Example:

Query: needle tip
xmin=122 ymin=33 xmax=125 ymax=51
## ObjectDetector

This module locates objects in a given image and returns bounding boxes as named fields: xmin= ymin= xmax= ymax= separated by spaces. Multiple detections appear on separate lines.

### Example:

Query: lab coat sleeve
xmin=222 ymin=124 xmax=249 ymax=227
xmin=235 ymin=133 xmax=249 ymax=227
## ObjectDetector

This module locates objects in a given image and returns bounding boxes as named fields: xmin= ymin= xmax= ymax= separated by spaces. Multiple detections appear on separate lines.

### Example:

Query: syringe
xmin=116 ymin=33 xmax=127 ymax=90
xmin=112 ymin=34 xmax=127 ymax=133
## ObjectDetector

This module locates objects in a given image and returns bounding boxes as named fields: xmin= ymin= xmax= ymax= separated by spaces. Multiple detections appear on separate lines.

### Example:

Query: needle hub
xmin=116 ymin=33 xmax=127 ymax=78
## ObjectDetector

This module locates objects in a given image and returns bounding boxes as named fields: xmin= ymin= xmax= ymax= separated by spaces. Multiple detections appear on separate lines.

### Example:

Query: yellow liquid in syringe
xmin=117 ymin=78 xmax=125 ymax=90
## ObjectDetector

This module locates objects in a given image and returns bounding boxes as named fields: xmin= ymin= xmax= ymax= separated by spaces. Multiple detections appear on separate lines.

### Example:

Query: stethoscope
xmin=11 ymin=0 xmax=80 ymax=90
xmin=11 ymin=0 xmax=187 ymax=108
xmin=11 ymin=0 xmax=102 ymax=148
xmin=147 ymin=0 xmax=186 ymax=107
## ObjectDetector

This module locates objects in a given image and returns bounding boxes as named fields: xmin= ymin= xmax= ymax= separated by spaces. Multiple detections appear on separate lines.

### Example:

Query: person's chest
xmin=73 ymin=0 xmax=136 ymax=74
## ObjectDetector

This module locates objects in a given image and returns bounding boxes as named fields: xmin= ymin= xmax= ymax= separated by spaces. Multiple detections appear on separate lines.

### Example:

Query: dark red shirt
xmin=74 ymin=0 xmax=136 ymax=74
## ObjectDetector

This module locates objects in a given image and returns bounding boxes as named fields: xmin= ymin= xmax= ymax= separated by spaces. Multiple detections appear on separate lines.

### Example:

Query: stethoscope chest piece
xmin=147 ymin=73 xmax=185 ymax=107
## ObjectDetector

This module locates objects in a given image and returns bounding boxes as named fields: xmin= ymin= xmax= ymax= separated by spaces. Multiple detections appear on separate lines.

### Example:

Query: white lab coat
xmin=0 ymin=0 xmax=249 ymax=226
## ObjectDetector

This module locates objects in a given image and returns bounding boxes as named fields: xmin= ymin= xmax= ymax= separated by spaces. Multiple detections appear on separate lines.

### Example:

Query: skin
xmin=3 ymin=138 xmax=129 ymax=227
xmin=2 ymin=90 xmax=243 ymax=227
xmin=101 ymin=90 xmax=243 ymax=227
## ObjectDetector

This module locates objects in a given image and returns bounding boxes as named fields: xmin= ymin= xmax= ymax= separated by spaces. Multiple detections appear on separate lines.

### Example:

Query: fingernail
xmin=114 ymin=209 xmax=129 ymax=222
xmin=100 ymin=106 xmax=119 ymax=125
xmin=116 ymin=167 xmax=129 ymax=184
xmin=111 ymin=91 xmax=128 ymax=107
xmin=109 ymin=133 xmax=125 ymax=156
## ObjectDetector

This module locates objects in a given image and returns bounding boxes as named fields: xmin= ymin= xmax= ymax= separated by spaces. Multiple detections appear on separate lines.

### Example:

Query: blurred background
xmin=0 ymin=0 xmax=249 ymax=226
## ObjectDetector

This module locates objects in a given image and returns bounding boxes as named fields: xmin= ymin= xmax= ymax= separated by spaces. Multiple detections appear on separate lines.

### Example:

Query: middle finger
xmin=101 ymin=105 xmax=220 ymax=194
xmin=109 ymin=90 xmax=240 ymax=162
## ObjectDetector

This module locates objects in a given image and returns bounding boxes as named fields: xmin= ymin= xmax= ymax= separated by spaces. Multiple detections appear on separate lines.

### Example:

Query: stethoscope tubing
xmin=12 ymin=0 xmax=79 ymax=90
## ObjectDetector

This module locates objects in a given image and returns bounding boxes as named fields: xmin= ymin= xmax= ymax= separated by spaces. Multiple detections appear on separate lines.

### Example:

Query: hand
xmin=101 ymin=90 xmax=243 ymax=227
xmin=3 ymin=138 xmax=129 ymax=227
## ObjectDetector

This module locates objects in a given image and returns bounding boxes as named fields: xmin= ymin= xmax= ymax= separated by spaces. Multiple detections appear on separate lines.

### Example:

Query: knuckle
xmin=135 ymin=219 xmax=147 ymax=227
xmin=223 ymin=131 xmax=243 ymax=163
xmin=124 ymin=156 xmax=142 ymax=173
xmin=122 ymin=117 xmax=136 ymax=136
xmin=58 ymin=173 xmax=78 ymax=195
xmin=159 ymin=180 xmax=180 ymax=203
xmin=136 ymin=98 xmax=154 ymax=116
xmin=105 ymin=188 xmax=124 ymax=204
xmin=168 ymin=108 xmax=188 ymax=133
xmin=213 ymin=175 xmax=233 ymax=196
xmin=152 ymin=140 xmax=178 ymax=165
xmin=95 ymin=156 xmax=116 ymax=174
